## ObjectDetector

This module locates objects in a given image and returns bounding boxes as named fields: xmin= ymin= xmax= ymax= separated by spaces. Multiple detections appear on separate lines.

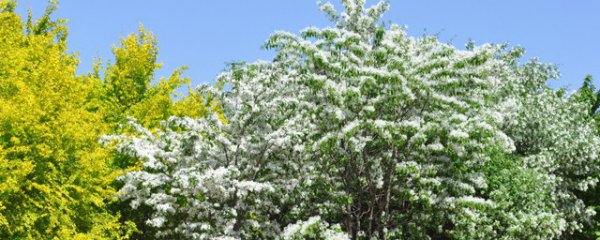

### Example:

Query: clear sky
xmin=16 ymin=0 xmax=600 ymax=89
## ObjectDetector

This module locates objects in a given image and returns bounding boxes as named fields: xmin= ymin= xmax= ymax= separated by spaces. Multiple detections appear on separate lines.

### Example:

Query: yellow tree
xmin=98 ymin=26 xmax=223 ymax=130
xmin=0 ymin=1 xmax=221 ymax=238
xmin=0 ymin=1 xmax=133 ymax=238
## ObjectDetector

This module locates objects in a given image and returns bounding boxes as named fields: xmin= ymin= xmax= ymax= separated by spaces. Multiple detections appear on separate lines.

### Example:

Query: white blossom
xmin=113 ymin=0 xmax=600 ymax=238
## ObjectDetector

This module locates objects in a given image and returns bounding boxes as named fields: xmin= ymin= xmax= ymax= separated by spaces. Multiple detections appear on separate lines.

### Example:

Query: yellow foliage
xmin=0 ymin=1 xmax=224 ymax=238
xmin=0 ymin=1 xmax=132 ymax=238
xmin=99 ymin=26 xmax=224 ymax=130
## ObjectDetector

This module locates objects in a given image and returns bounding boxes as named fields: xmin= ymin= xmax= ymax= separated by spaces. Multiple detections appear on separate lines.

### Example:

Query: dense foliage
xmin=114 ymin=0 xmax=600 ymax=239
xmin=572 ymin=75 xmax=600 ymax=239
xmin=1 ymin=0 xmax=599 ymax=239
xmin=0 ymin=2 xmax=128 ymax=238
xmin=0 ymin=1 xmax=215 ymax=238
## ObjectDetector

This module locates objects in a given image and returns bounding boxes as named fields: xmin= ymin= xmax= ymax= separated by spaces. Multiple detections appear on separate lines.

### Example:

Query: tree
xmin=97 ymin=26 xmax=221 ymax=130
xmin=0 ymin=1 xmax=219 ymax=238
xmin=115 ymin=0 xmax=600 ymax=239
xmin=570 ymin=76 xmax=600 ymax=239
xmin=0 ymin=1 xmax=132 ymax=238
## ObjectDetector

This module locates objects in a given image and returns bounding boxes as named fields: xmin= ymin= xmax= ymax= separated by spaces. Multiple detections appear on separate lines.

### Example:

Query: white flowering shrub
xmin=114 ymin=0 xmax=600 ymax=239
xmin=282 ymin=216 xmax=349 ymax=240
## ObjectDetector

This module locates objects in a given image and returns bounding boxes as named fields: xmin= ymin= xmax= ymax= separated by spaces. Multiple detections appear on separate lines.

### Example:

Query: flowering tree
xmin=115 ymin=0 xmax=600 ymax=239
xmin=571 ymin=75 xmax=600 ymax=239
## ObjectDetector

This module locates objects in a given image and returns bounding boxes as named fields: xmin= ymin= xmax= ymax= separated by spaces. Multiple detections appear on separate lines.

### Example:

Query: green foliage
xmin=1 ymin=0 xmax=599 ymax=239
xmin=571 ymin=76 xmax=600 ymax=240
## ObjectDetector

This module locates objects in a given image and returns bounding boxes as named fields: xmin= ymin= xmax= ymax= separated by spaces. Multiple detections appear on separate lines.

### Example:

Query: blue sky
xmin=16 ymin=0 xmax=600 ymax=89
